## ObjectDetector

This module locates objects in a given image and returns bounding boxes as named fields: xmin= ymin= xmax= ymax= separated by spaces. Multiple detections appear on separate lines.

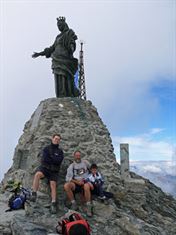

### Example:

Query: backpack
xmin=6 ymin=187 xmax=31 ymax=212
xmin=103 ymin=191 xmax=114 ymax=199
xmin=56 ymin=212 xmax=91 ymax=235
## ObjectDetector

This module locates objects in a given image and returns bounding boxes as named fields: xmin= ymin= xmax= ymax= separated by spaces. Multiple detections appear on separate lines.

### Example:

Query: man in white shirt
xmin=64 ymin=151 xmax=92 ymax=217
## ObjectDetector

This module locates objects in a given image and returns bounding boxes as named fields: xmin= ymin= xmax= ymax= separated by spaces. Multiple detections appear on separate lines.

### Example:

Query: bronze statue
xmin=32 ymin=17 xmax=79 ymax=98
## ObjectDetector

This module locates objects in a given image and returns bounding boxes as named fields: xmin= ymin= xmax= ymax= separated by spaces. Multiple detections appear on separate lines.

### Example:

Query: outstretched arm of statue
xmin=32 ymin=51 xmax=45 ymax=58
xmin=32 ymin=41 xmax=55 ymax=59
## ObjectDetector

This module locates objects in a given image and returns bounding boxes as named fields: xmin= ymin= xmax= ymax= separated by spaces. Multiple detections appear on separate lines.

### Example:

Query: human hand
xmin=77 ymin=180 xmax=84 ymax=186
xmin=32 ymin=52 xmax=40 ymax=58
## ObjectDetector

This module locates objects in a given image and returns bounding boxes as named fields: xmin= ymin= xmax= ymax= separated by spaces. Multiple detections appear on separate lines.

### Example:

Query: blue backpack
xmin=9 ymin=194 xmax=26 ymax=210
xmin=6 ymin=187 xmax=31 ymax=211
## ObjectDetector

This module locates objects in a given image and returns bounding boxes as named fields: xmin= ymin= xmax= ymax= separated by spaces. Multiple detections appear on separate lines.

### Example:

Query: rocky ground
xmin=0 ymin=98 xmax=176 ymax=235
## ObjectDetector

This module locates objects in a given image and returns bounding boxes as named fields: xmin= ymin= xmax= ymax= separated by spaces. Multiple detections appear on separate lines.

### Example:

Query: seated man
xmin=64 ymin=151 xmax=92 ymax=217
xmin=31 ymin=134 xmax=64 ymax=214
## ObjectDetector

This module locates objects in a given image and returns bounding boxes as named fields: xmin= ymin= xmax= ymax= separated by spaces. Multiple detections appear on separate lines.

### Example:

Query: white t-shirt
xmin=66 ymin=159 xmax=90 ymax=182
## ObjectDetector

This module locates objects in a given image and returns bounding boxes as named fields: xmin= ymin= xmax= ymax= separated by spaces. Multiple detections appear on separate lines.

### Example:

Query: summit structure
xmin=79 ymin=42 xmax=87 ymax=100
xmin=32 ymin=17 xmax=79 ymax=98
xmin=0 ymin=17 xmax=176 ymax=235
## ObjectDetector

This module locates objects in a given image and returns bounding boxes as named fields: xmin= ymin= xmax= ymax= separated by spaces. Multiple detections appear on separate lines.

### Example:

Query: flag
xmin=74 ymin=69 xmax=79 ymax=89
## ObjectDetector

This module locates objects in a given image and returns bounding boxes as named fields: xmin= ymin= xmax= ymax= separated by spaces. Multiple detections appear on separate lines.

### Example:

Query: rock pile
xmin=0 ymin=98 xmax=176 ymax=235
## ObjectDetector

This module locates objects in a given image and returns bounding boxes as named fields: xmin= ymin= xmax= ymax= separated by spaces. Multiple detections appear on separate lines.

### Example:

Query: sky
xmin=0 ymin=0 xmax=176 ymax=180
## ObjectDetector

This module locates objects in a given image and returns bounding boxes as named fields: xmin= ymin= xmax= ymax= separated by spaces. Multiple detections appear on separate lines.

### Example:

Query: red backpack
xmin=56 ymin=212 xmax=91 ymax=235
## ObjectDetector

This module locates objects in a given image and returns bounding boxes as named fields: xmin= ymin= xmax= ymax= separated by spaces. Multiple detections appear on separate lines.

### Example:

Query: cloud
xmin=0 ymin=1 xmax=175 ymax=180
xmin=130 ymin=161 xmax=176 ymax=196
xmin=148 ymin=128 xmax=165 ymax=135
xmin=130 ymin=160 xmax=176 ymax=176
xmin=142 ymin=165 xmax=162 ymax=173
xmin=112 ymin=128 xmax=174 ymax=161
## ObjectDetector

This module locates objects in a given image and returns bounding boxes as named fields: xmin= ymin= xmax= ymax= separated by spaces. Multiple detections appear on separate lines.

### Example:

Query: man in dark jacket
xmin=31 ymin=134 xmax=64 ymax=213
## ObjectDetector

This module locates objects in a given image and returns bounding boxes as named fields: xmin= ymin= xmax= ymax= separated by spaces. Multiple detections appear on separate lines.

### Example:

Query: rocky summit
xmin=0 ymin=97 xmax=176 ymax=235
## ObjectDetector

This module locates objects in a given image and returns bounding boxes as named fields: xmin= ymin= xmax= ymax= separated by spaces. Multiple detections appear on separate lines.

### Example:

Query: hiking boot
xmin=98 ymin=195 xmax=106 ymax=200
xmin=50 ymin=202 xmax=57 ymax=214
xmin=70 ymin=202 xmax=78 ymax=211
xmin=86 ymin=203 xmax=92 ymax=217
xmin=30 ymin=191 xmax=37 ymax=202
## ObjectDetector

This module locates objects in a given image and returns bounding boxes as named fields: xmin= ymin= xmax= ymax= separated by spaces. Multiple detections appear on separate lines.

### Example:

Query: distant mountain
xmin=130 ymin=161 xmax=176 ymax=197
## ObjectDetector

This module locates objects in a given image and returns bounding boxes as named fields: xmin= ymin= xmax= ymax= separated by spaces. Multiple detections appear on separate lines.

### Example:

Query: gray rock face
xmin=0 ymin=98 xmax=176 ymax=235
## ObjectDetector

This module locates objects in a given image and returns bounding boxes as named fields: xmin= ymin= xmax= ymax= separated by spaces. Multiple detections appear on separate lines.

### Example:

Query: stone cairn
xmin=0 ymin=97 xmax=176 ymax=235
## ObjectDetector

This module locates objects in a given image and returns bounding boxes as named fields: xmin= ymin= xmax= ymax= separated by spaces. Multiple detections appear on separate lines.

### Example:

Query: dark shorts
xmin=37 ymin=166 xmax=59 ymax=182
xmin=91 ymin=186 xmax=99 ymax=195
xmin=74 ymin=184 xmax=84 ymax=194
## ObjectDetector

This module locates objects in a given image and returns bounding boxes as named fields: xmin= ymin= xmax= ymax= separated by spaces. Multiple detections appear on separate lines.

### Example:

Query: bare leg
xmin=50 ymin=181 xmax=57 ymax=202
xmin=83 ymin=183 xmax=93 ymax=217
xmin=32 ymin=171 xmax=44 ymax=192
xmin=83 ymin=183 xmax=92 ymax=202
xmin=64 ymin=182 xmax=75 ymax=202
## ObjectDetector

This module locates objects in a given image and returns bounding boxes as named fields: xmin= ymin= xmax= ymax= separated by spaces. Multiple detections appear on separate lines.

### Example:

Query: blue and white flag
xmin=74 ymin=69 xmax=79 ymax=89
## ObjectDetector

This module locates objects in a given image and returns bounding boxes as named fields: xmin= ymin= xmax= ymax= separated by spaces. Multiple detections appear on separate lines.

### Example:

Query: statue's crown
xmin=57 ymin=17 xmax=66 ymax=23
